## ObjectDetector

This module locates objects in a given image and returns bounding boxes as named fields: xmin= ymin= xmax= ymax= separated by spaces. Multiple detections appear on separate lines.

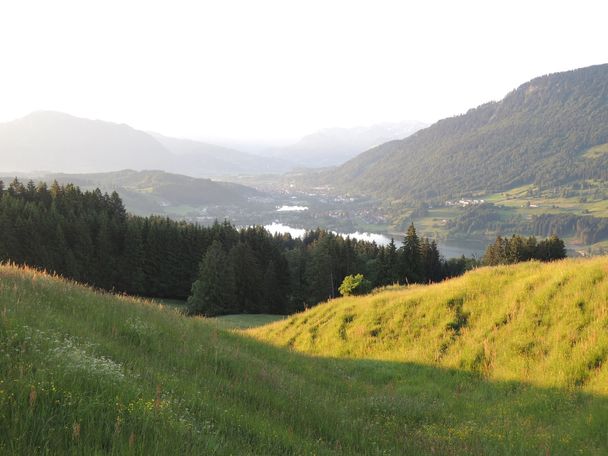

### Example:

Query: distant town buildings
xmin=445 ymin=198 xmax=485 ymax=207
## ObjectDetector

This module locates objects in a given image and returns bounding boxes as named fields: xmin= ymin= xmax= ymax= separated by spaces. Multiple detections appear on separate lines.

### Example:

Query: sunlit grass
xmin=250 ymin=257 xmax=608 ymax=394
xmin=583 ymin=142 xmax=608 ymax=159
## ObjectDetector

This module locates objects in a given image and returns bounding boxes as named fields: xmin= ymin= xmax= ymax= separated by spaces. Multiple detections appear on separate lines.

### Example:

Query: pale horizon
xmin=1 ymin=0 xmax=607 ymax=143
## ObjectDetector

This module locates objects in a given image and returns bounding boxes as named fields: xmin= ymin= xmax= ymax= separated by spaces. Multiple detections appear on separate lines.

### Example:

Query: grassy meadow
xmin=1 ymin=260 xmax=608 ymax=454
xmin=250 ymin=257 xmax=608 ymax=392
xmin=391 ymin=179 xmax=608 ymax=254
xmin=210 ymin=314 xmax=286 ymax=330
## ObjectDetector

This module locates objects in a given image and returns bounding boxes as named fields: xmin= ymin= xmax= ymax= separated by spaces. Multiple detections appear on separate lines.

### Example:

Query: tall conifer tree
xmin=187 ymin=241 xmax=236 ymax=316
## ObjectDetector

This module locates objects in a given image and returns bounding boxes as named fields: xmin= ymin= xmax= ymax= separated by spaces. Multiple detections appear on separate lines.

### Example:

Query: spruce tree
xmin=428 ymin=240 xmax=443 ymax=282
xmin=187 ymin=241 xmax=236 ymax=316
xmin=419 ymin=237 xmax=432 ymax=282
xmin=418 ymin=239 xmax=443 ymax=283
xmin=262 ymin=260 xmax=284 ymax=314
xmin=119 ymin=220 xmax=146 ymax=295
xmin=538 ymin=235 xmax=566 ymax=261
xmin=229 ymin=242 xmax=262 ymax=313
xmin=401 ymin=223 xmax=421 ymax=283
xmin=284 ymin=247 xmax=308 ymax=312
xmin=385 ymin=239 xmax=400 ymax=284
xmin=94 ymin=214 xmax=116 ymax=289
xmin=305 ymin=242 xmax=334 ymax=304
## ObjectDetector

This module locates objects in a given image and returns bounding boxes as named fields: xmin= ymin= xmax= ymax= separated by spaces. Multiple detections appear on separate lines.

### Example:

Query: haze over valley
xmin=3 ymin=64 xmax=608 ymax=257
xmin=0 ymin=111 xmax=291 ymax=176
xmin=2 ymin=1 xmax=608 ymax=454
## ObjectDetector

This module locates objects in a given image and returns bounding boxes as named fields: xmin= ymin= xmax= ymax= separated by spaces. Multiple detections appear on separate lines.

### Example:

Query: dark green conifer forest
xmin=482 ymin=234 xmax=566 ymax=265
xmin=0 ymin=179 xmax=494 ymax=315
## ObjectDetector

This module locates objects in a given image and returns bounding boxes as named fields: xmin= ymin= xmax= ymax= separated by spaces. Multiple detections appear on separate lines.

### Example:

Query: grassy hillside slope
xmin=2 ymin=263 xmax=608 ymax=454
xmin=251 ymin=258 xmax=608 ymax=393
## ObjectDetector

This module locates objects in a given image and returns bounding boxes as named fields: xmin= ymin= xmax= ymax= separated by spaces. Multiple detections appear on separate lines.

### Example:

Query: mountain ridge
xmin=261 ymin=120 xmax=426 ymax=167
xmin=0 ymin=111 xmax=290 ymax=177
xmin=317 ymin=64 xmax=608 ymax=203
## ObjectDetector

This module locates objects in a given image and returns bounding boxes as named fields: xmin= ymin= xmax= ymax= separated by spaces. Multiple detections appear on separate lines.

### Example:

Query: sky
xmin=0 ymin=0 xmax=606 ymax=144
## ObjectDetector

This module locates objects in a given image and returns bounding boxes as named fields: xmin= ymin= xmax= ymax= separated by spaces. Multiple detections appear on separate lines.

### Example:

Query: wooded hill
xmin=0 ymin=179 xmax=472 ymax=315
xmin=43 ymin=169 xmax=263 ymax=215
xmin=321 ymin=64 xmax=608 ymax=204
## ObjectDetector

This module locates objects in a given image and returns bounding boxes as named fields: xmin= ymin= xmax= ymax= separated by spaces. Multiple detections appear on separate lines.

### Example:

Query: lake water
xmin=264 ymin=223 xmax=486 ymax=258
xmin=265 ymin=222 xmax=307 ymax=238
xmin=276 ymin=205 xmax=309 ymax=212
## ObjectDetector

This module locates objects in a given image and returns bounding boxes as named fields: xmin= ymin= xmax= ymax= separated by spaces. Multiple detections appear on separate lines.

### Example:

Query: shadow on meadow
xmin=244 ymin=342 xmax=608 ymax=455
xmin=1 ymin=264 xmax=608 ymax=455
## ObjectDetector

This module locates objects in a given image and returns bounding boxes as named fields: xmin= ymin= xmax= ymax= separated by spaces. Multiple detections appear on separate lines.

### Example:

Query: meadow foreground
xmin=2 ymin=260 xmax=608 ymax=454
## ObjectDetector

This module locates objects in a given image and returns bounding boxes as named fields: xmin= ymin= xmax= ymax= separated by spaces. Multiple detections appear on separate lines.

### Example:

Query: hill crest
xmin=250 ymin=256 xmax=608 ymax=392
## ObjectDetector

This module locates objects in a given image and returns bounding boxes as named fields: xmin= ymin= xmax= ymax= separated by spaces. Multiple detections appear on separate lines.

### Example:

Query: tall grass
xmin=251 ymin=258 xmax=608 ymax=393
xmin=1 ymin=261 xmax=608 ymax=454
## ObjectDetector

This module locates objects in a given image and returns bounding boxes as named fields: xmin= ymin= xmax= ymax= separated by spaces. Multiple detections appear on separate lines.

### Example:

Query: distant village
xmin=445 ymin=198 xmax=485 ymax=207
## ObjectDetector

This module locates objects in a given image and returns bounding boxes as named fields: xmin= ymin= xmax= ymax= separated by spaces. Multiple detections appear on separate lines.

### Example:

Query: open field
xmin=210 ymin=314 xmax=285 ymax=330
xmin=151 ymin=301 xmax=285 ymax=329
xmin=2 ymin=262 xmax=608 ymax=454
xmin=385 ymin=180 xmax=608 ymax=254
xmin=484 ymin=182 xmax=608 ymax=218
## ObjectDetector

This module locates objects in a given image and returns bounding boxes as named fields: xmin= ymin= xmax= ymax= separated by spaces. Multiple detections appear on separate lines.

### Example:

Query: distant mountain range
xmin=313 ymin=64 xmax=608 ymax=203
xmin=261 ymin=121 xmax=427 ymax=167
xmin=0 ymin=110 xmax=428 ymax=176
xmin=0 ymin=111 xmax=291 ymax=177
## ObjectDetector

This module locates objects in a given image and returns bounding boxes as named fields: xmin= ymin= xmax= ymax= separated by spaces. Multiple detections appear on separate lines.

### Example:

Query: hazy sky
xmin=0 ymin=0 xmax=606 ymax=143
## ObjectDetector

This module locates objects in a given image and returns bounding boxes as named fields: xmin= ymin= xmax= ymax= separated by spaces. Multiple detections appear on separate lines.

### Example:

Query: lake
xmin=264 ymin=223 xmax=486 ymax=258
xmin=276 ymin=205 xmax=309 ymax=212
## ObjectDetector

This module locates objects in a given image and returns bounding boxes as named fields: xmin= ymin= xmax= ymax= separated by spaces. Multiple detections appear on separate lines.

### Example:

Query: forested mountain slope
xmin=325 ymin=64 xmax=608 ymax=203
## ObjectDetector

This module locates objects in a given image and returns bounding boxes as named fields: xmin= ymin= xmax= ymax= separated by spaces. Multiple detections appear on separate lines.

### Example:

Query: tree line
xmin=0 ymin=179 xmax=290 ymax=311
xmin=0 ymin=179 xmax=478 ymax=316
xmin=482 ymin=234 xmax=566 ymax=266
xmin=189 ymin=223 xmax=477 ymax=315
xmin=449 ymin=203 xmax=608 ymax=246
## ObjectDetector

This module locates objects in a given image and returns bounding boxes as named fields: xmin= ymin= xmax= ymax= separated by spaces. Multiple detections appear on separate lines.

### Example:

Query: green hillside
xmin=2 ymin=262 xmax=608 ymax=454
xmin=44 ymin=169 xmax=263 ymax=216
xmin=251 ymin=257 xmax=608 ymax=393
xmin=322 ymin=64 xmax=608 ymax=203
